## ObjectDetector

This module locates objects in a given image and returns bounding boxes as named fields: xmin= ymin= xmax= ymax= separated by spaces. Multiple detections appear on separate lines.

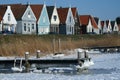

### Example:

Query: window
xmin=32 ymin=24 xmax=34 ymax=29
xmin=69 ymin=16 xmax=71 ymax=22
xmin=28 ymin=11 xmax=31 ymax=18
xmin=24 ymin=23 xmax=26 ymax=31
xmin=53 ymin=15 xmax=57 ymax=21
xmin=8 ymin=13 xmax=10 ymax=21
xmin=70 ymin=26 xmax=71 ymax=32
xmin=28 ymin=24 xmax=30 ymax=32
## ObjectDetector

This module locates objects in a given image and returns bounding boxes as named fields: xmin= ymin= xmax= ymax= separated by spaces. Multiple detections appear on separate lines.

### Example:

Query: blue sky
xmin=0 ymin=0 xmax=120 ymax=20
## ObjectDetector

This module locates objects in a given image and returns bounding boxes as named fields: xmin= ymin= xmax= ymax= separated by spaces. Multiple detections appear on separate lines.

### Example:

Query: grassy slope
xmin=0 ymin=34 xmax=120 ymax=56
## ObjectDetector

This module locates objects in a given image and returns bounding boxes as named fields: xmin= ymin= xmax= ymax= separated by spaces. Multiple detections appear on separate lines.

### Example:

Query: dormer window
xmin=69 ymin=16 xmax=71 ymax=22
xmin=28 ymin=11 xmax=31 ymax=18
xmin=53 ymin=15 xmax=57 ymax=21
xmin=8 ymin=13 xmax=10 ymax=21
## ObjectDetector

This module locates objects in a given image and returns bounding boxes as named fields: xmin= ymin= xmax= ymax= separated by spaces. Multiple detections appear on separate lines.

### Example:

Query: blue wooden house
xmin=31 ymin=4 xmax=50 ymax=35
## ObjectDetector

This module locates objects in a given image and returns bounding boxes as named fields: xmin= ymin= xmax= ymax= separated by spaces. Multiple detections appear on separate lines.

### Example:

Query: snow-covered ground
xmin=0 ymin=53 xmax=120 ymax=80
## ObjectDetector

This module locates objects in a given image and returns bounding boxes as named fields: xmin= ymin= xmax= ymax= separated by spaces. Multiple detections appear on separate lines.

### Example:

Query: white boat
xmin=11 ymin=58 xmax=23 ymax=72
xmin=52 ymin=53 xmax=64 ymax=58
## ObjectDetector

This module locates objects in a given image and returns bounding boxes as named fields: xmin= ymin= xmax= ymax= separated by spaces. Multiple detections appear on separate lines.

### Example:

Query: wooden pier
xmin=84 ymin=46 xmax=120 ymax=53
xmin=0 ymin=51 xmax=92 ymax=73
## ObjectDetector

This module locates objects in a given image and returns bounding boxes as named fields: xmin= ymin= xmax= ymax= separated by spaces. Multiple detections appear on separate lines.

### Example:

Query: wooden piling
xmin=77 ymin=51 xmax=82 ymax=66
xmin=77 ymin=51 xmax=81 ymax=60
xmin=25 ymin=52 xmax=30 ymax=72
xmin=84 ymin=51 xmax=89 ymax=58
xmin=36 ymin=50 xmax=40 ymax=58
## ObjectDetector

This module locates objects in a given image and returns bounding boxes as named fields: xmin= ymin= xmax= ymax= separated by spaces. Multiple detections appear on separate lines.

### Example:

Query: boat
xmin=52 ymin=53 xmax=64 ymax=58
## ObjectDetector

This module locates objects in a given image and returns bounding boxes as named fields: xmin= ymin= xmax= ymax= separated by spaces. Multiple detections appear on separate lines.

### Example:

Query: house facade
xmin=106 ymin=20 xmax=112 ymax=33
xmin=0 ymin=5 xmax=17 ymax=34
xmin=11 ymin=4 xmax=36 ymax=34
xmin=47 ymin=6 xmax=60 ymax=34
xmin=58 ymin=7 xmax=75 ymax=35
xmin=79 ymin=15 xmax=98 ymax=34
xmin=31 ymin=4 xmax=50 ymax=35
xmin=71 ymin=7 xmax=80 ymax=34
xmin=94 ymin=17 xmax=102 ymax=34
xmin=111 ymin=21 xmax=119 ymax=34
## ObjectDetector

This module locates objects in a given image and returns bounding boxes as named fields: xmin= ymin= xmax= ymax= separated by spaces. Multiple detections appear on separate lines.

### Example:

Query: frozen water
xmin=0 ymin=53 xmax=120 ymax=80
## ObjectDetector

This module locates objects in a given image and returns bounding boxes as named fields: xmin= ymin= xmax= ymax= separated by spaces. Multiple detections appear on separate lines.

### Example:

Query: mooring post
xmin=77 ymin=51 xmax=81 ymax=60
xmin=36 ymin=50 xmax=40 ymax=58
xmin=77 ymin=51 xmax=82 ymax=66
xmin=84 ymin=50 xmax=89 ymax=58
xmin=25 ymin=52 xmax=30 ymax=72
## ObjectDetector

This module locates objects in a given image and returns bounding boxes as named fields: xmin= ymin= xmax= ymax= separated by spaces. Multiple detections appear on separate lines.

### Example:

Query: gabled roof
xmin=101 ymin=21 xmax=105 ymax=28
xmin=11 ymin=4 xmax=27 ymax=20
xmin=71 ymin=7 xmax=77 ymax=18
xmin=94 ymin=17 xmax=99 ymax=25
xmin=0 ymin=15 xmax=2 ymax=21
xmin=111 ymin=21 xmax=115 ymax=29
xmin=79 ymin=15 xmax=98 ymax=29
xmin=46 ymin=6 xmax=54 ymax=20
xmin=0 ymin=4 xmax=27 ymax=20
xmin=0 ymin=5 xmax=7 ymax=18
xmin=106 ymin=20 xmax=109 ymax=27
xmin=57 ymin=7 xmax=69 ymax=24
xmin=30 ymin=4 xmax=43 ymax=22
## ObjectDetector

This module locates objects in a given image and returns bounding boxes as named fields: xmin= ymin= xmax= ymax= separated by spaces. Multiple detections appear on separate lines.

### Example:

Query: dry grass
xmin=0 ymin=34 xmax=120 ymax=56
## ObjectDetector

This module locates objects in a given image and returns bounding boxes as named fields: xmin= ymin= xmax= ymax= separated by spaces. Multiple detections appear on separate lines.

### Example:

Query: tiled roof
xmin=0 ymin=15 xmax=2 ymax=21
xmin=79 ymin=15 xmax=89 ymax=25
xmin=47 ymin=6 xmax=54 ymax=20
xmin=0 ymin=4 xmax=27 ymax=20
xmin=0 ymin=5 xmax=7 ymax=18
xmin=30 ymin=4 xmax=43 ymax=22
xmin=94 ymin=17 xmax=99 ymax=24
xmin=11 ymin=4 xmax=27 ymax=20
xmin=57 ymin=7 xmax=69 ymax=24
xmin=79 ymin=15 xmax=98 ymax=29
xmin=71 ymin=7 xmax=77 ymax=18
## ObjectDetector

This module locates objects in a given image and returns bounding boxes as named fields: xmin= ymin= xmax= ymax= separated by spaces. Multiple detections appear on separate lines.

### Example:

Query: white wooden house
xmin=94 ymin=17 xmax=102 ymax=34
xmin=47 ymin=6 xmax=60 ymax=34
xmin=58 ymin=7 xmax=75 ymax=35
xmin=11 ymin=4 xmax=36 ymax=34
xmin=0 ymin=5 xmax=17 ymax=33
xmin=106 ymin=20 xmax=112 ymax=33
xmin=113 ymin=21 xmax=119 ymax=32
xmin=79 ymin=15 xmax=98 ymax=34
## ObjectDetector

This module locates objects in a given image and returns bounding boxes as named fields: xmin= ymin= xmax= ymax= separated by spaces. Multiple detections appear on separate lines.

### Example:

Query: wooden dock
xmin=0 ymin=58 xmax=90 ymax=69
xmin=84 ymin=46 xmax=120 ymax=53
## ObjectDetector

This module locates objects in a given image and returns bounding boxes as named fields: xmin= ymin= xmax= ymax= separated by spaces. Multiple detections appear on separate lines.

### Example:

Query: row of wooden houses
xmin=0 ymin=3 xmax=120 ymax=35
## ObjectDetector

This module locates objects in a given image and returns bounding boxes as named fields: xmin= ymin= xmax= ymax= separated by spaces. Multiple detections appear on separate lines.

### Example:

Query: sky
xmin=0 ymin=0 xmax=120 ymax=21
